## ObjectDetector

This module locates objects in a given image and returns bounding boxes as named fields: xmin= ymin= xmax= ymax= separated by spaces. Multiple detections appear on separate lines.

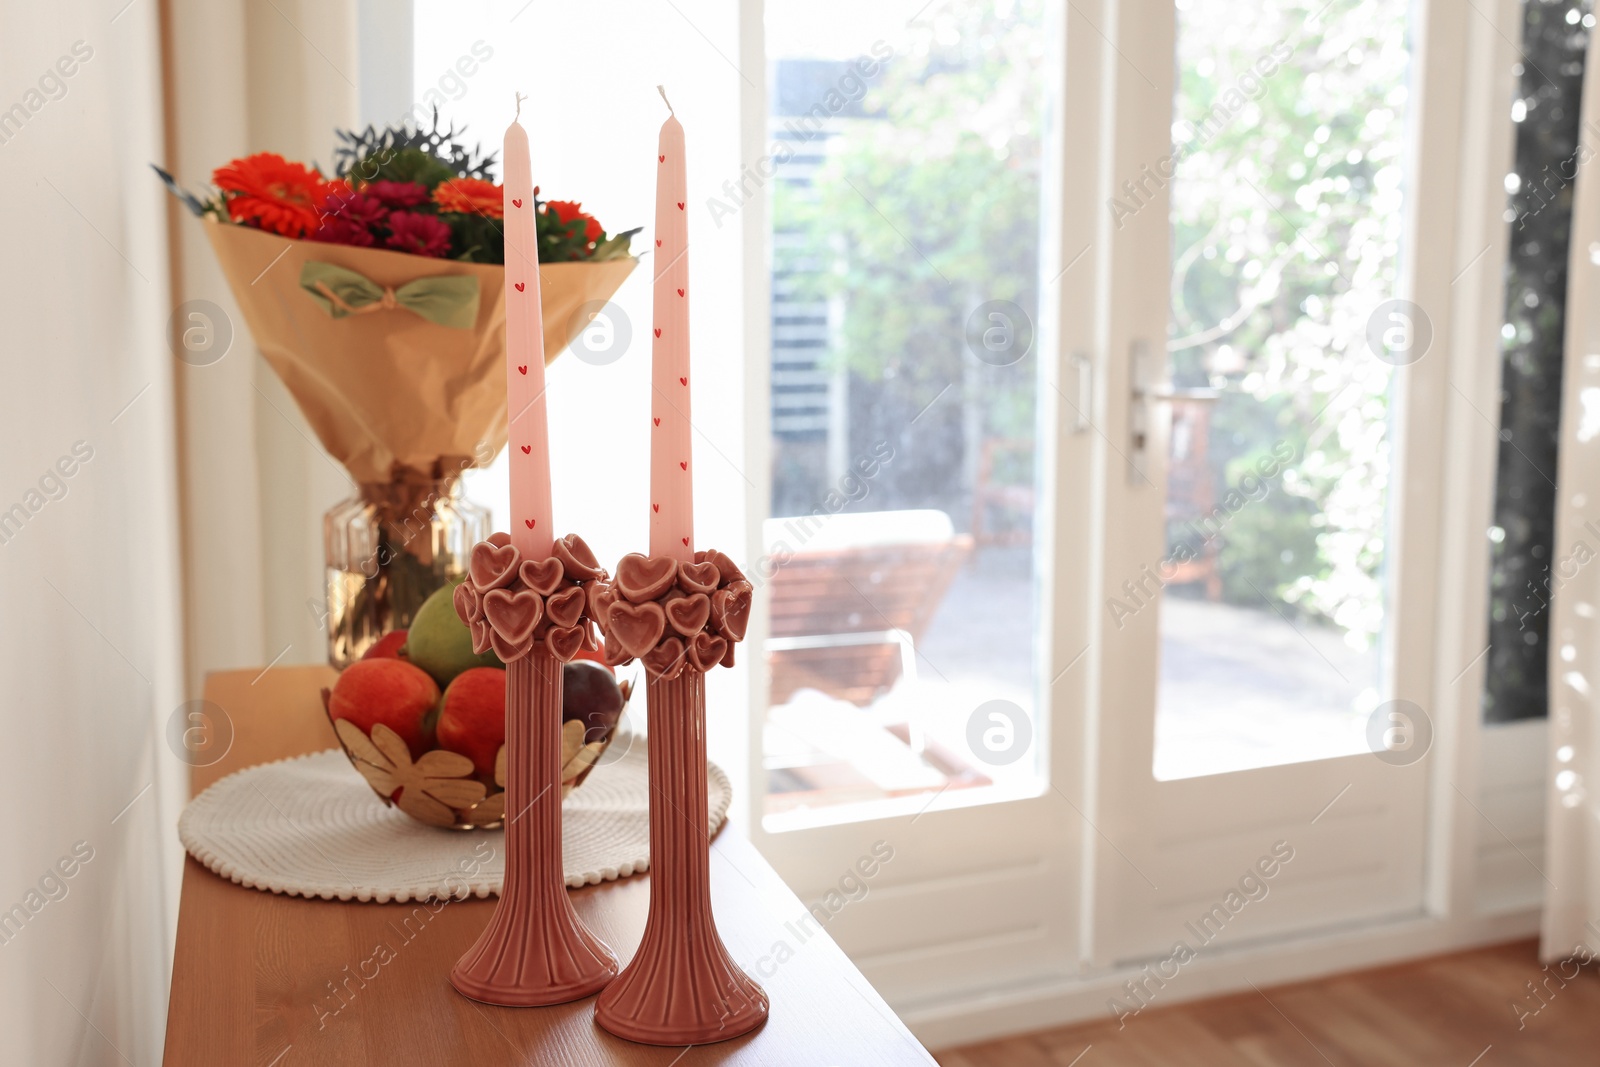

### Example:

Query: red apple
xmin=362 ymin=629 xmax=409 ymax=660
xmin=327 ymin=658 xmax=440 ymax=759
xmin=437 ymin=667 xmax=507 ymax=778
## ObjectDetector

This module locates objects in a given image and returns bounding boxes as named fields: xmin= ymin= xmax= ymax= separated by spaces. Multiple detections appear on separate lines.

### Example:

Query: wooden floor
xmin=935 ymin=940 xmax=1600 ymax=1066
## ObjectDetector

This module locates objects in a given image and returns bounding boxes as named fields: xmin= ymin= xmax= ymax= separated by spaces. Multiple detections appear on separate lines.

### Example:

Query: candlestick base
xmin=449 ymin=652 xmax=618 ymax=1006
xmin=593 ymin=670 xmax=768 ymax=1044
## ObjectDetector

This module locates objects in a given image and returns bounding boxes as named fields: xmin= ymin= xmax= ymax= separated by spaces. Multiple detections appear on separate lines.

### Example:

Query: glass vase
xmin=322 ymin=473 xmax=489 ymax=668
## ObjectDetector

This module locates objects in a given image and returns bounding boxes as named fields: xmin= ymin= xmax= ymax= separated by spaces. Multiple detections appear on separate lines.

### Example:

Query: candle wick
xmin=657 ymin=85 xmax=674 ymax=115
xmin=514 ymin=91 xmax=527 ymax=119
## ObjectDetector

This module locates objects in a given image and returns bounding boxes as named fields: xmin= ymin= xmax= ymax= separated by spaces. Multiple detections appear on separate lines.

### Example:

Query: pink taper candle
xmin=650 ymin=87 xmax=693 ymax=562
xmin=505 ymin=96 xmax=554 ymax=558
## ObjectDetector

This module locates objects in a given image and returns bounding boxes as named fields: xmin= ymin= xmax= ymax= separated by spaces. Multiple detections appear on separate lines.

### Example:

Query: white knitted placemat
xmin=178 ymin=732 xmax=730 ymax=902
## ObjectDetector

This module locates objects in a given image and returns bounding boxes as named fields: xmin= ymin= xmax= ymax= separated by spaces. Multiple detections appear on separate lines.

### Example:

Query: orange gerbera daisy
xmin=212 ymin=152 xmax=333 ymax=238
xmin=546 ymin=200 xmax=603 ymax=243
xmin=432 ymin=177 xmax=504 ymax=218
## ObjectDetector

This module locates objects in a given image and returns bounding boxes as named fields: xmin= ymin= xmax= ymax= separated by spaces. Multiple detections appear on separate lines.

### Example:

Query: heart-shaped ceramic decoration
xmin=698 ymin=549 xmax=746 ymax=586
xmin=517 ymin=556 xmax=565 ymax=596
xmin=677 ymin=560 xmax=721 ymax=595
xmin=468 ymin=617 xmax=494 ymax=656
xmin=489 ymin=627 xmax=532 ymax=663
xmin=587 ymin=582 xmax=617 ymax=625
xmin=553 ymin=533 xmax=605 ymax=581
xmin=483 ymin=587 xmax=545 ymax=646
xmin=607 ymin=599 xmax=666 ymax=658
xmin=664 ymin=592 xmax=711 ymax=637
xmin=711 ymin=582 xmax=753 ymax=642
xmin=603 ymin=634 xmax=632 ymax=667
xmin=453 ymin=579 xmax=482 ymax=625
xmin=469 ymin=540 xmax=519 ymax=591
xmin=688 ymin=630 xmax=729 ymax=673
xmin=546 ymin=624 xmax=586 ymax=663
xmin=642 ymin=636 xmax=687 ymax=680
xmin=615 ymin=553 xmax=678 ymax=603
xmin=546 ymin=585 xmax=587 ymax=630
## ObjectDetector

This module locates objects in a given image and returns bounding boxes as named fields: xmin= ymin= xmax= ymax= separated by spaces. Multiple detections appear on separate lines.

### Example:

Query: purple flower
xmin=365 ymin=180 xmax=430 ymax=209
xmin=385 ymin=211 xmax=452 ymax=258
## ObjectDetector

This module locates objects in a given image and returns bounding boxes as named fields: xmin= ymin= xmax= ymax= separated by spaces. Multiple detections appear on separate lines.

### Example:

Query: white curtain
xmin=1543 ymin=23 xmax=1600 ymax=962
xmin=0 ymin=2 xmax=183 ymax=1062
xmin=166 ymin=0 xmax=360 ymax=692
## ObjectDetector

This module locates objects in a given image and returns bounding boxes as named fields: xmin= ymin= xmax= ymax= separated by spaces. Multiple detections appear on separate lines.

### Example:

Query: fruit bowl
xmin=320 ymin=577 xmax=632 ymax=830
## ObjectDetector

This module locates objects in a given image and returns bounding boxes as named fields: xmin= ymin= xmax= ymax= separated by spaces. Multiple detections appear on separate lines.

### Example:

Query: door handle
xmin=1133 ymin=383 xmax=1221 ymax=403
xmin=1071 ymin=351 xmax=1092 ymax=433
xmin=1126 ymin=340 xmax=1223 ymax=484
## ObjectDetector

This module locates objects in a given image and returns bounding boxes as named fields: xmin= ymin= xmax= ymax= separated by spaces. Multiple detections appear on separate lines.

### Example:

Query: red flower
xmin=433 ymin=177 xmax=504 ymax=218
xmin=365 ymin=180 xmax=430 ymax=209
xmin=311 ymin=215 xmax=376 ymax=248
xmin=546 ymin=200 xmax=603 ymax=243
xmin=320 ymin=190 xmax=387 ymax=228
xmin=385 ymin=211 xmax=453 ymax=257
xmin=212 ymin=152 xmax=333 ymax=238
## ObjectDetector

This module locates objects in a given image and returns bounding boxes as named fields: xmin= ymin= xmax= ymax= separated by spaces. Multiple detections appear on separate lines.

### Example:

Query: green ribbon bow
xmin=299 ymin=262 xmax=481 ymax=330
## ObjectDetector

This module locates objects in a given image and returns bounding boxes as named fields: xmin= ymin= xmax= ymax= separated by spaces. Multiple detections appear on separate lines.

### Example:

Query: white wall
xmin=0 ymin=1 xmax=185 ymax=1063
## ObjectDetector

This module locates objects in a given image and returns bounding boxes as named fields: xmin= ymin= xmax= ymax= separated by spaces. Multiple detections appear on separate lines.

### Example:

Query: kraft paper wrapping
xmin=204 ymin=219 xmax=636 ymax=484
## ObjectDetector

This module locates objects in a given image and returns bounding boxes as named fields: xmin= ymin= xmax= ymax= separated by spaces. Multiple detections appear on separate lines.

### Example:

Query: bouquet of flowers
xmin=157 ymin=113 xmax=639 ymax=665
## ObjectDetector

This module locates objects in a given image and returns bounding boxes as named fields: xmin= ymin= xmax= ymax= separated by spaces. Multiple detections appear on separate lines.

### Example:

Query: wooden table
xmin=163 ymin=666 xmax=937 ymax=1066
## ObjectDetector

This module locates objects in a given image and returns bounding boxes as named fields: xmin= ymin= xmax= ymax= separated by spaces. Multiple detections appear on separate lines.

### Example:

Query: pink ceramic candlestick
xmin=592 ymin=91 xmax=767 ymax=1046
xmin=448 ymin=98 xmax=617 ymax=1008
xmin=650 ymin=88 xmax=694 ymax=562
xmin=504 ymin=101 xmax=554 ymax=558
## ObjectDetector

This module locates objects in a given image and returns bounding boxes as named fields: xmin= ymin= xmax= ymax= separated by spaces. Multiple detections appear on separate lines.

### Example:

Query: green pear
xmin=402 ymin=577 xmax=501 ymax=687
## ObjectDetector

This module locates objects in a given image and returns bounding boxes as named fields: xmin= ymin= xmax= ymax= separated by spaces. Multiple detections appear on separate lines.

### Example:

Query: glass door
xmin=744 ymin=0 xmax=1085 ymax=1007
xmin=1083 ymin=0 xmax=1444 ymax=965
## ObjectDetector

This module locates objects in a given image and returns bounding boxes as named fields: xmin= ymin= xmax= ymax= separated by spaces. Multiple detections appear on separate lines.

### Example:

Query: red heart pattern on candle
xmin=520 ymin=445 xmax=531 ymax=454
xmin=615 ymin=553 xmax=677 ymax=602
xmin=546 ymin=585 xmax=586 ymax=629
xmin=512 ymin=198 xmax=522 ymax=207
xmin=517 ymin=556 xmax=565 ymax=596
xmin=677 ymin=202 xmax=684 ymax=210
xmin=659 ymin=155 xmax=665 ymax=162
xmin=517 ymin=365 xmax=527 ymax=375
xmin=681 ymin=537 xmax=690 ymax=546
xmin=677 ymin=560 xmax=720 ymax=594
xmin=553 ymin=533 xmax=605 ymax=580
xmin=469 ymin=540 xmax=519 ymax=591
xmin=642 ymin=636 xmax=687 ymax=680
xmin=652 ymin=503 xmax=660 ymax=511
xmin=607 ymin=600 xmax=666 ymax=659
xmin=677 ymin=288 xmax=685 ymax=297
xmin=483 ymin=586 xmax=544 ymax=646
xmin=655 ymin=239 xmax=662 ymax=247
xmin=665 ymin=592 xmax=711 ymax=636
xmin=687 ymin=631 xmax=728 ymax=673
xmin=653 ymin=418 xmax=661 ymax=427
xmin=654 ymin=329 xmax=661 ymax=338
xmin=679 ymin=461 xmax=687 ymax=471
xmin=524 ymin=519 xmax=536 ymax=529
xmin=545 ymin=624 xmax=585 ymax=663
xmin=679 ymin=376 xmax=687 ymax=385
xmin=514 ymin=282 xmax=525 ymax=292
